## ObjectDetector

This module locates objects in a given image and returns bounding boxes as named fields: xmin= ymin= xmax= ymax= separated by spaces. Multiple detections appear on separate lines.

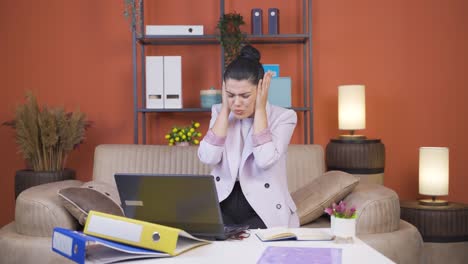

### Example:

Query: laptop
xmin=114 ymin=173 xmax=248 ymax=240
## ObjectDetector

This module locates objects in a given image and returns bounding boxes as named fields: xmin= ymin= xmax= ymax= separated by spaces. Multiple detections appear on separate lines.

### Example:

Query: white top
xmin=236 ymin=118 xmax=253 ymax=181
xmin=127 ymin=228 xmax=395 ymax=264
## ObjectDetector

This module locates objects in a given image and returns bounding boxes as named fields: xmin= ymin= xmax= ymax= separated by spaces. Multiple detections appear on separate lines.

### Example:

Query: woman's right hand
xmin=221 ymin=81 xmax=230 ymax=115
xmin=211 ymin=81 xmax=230 ymax=137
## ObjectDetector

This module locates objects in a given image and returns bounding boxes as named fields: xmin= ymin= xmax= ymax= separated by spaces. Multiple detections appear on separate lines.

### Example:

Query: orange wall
xmin=1 ymin=0 xmax=467 ymax=228
xmin=312 ymin=0 xmax=468 ymax=204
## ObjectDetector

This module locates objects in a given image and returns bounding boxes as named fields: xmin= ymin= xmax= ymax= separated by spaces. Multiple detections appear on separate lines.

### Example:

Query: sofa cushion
xmin=291 ymin=171 xmax=360 ymax=225
xmin=15 ymin=180 xmax=83 ymax=237
xmin=92 ymin=144 xmax=212 ymax=187
xmin=286 ymin=144 xmax=326 ymax=193
xmin=90 ymin=144 xmax=327 ymax=195
xmin=58 ymin=181 xmax=124 ymax=225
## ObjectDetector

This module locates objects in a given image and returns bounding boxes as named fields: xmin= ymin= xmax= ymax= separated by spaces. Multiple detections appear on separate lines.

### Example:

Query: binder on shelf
xmin=163 ymin=56 xmax=182 ymax=109
xmin=268 ymin=77 xmax=291 ymax=108
xmin=84 ymin=210 xmax=210 ymax=256
xmin=145 ymin=56 xmax=182 ymax=109
xmin=52 ymin=227 xmax=169 ymax=264
xmin=146 ymin=56 xmax=164 ymax=109
xmin=268 ymin=8 xmax=280 ymax=34
xmin=146 ymin=25 xmax=204 ymax=36
xmin=251 ymin=8 xmax=263 ymax=35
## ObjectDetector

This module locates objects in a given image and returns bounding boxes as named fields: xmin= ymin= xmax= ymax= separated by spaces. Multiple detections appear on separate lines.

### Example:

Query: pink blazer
xmin=198 ymin=103 xmax=299 ymax=228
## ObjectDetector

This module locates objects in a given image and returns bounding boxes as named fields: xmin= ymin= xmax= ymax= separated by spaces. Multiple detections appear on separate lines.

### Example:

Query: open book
xmin=256 ymin=227 xmax=335 ymax=242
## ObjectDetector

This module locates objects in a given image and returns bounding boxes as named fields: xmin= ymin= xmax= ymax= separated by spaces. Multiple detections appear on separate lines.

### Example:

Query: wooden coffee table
xmin=130 ymin=228 xmax=394 ymax=264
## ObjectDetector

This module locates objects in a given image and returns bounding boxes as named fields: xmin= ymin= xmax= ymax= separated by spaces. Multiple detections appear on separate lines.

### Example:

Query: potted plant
xmin=216 ymin=12 xmax=246 ymax=66
xmin=165 ymin=121 xmax=202 ymax=146
xmin=123 ymin=0 xmax=143 ymax=37
xmin=325 ymin=201 xmax=357 ymax=241
xmin=3 ymin=92 xmax=91 ymax=198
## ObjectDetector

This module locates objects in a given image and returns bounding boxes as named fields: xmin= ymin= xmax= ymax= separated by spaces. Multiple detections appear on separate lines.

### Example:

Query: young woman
xmin=198 ymin=45 xmax=299 ymax=228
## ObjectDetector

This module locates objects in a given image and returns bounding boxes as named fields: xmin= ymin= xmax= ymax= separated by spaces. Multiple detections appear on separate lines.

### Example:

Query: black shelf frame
xmin=138 ymin=34 xmax=309 ymax=45
xmin=137 ymin=107 xmax=312 ymax=113
xmin=132 ymin=0 xmax=313 ymax=144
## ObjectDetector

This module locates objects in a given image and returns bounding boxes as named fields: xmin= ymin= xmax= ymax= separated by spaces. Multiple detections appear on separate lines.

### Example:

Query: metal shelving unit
xmin=137 ymin=107 xmax=311 ymax=113
xmin=132 ymin=0 xmax=313 ymax=144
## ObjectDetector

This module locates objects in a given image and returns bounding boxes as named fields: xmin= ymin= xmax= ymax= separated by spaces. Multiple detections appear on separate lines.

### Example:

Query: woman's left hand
xmin=256 ymin=71 xmax=273 ymax=111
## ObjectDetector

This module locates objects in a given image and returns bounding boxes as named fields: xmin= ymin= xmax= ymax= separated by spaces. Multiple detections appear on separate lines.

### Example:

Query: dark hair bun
xmin=239 ymin=45 xmax=261 ymax=62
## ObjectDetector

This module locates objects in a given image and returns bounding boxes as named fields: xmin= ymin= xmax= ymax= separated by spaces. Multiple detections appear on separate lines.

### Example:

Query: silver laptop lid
xmin=114 ymin=173 xmax=225 ymax=237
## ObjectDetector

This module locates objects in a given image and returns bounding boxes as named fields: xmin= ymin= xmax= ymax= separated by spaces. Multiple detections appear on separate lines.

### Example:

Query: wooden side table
xmin=325 ymin=138 xmax=385 ymax=184
xmin=400 ymin=200 xmax=468 ymax=264
xmin=400 ymin=200 xmax=468 ymax=242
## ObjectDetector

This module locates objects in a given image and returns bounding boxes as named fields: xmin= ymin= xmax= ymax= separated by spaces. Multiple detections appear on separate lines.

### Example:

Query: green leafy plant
xmin=3 ymin=92 xmax=91 ymax=171
xmin=123 ymin=0 xmax=143 ymax=37
xmin=216 ymin=12 xmax=246 ymax=66
xmin=165 ymin=121 xmax=202 ymax=146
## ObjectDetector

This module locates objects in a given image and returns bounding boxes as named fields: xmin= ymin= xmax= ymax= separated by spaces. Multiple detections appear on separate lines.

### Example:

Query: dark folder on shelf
xmin=251 ymin=8 xmax=263 ymax=35
xmin=268 ymin=8 xmax=280 ymax=34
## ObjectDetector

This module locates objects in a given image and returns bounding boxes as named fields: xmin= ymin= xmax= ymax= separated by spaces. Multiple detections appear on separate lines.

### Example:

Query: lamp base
xmin=419 ymin=198 xmax=449 ymax=206
xmin=339 ymin=134 xmax=367 ymax=140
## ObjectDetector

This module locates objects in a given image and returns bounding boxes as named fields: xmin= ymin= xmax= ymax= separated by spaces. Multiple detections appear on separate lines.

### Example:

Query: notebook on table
xmin=114 ymin=173 xmax=248 ymax=240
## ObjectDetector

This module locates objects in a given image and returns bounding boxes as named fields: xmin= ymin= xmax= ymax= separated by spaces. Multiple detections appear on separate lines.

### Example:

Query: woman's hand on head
xmin=211 ymin=81 xmax=230 ymax=136
xmin=256 ymin=71 xmax=273 ymax=112
xmin=221 ymin=81 xmax=230 ymax=115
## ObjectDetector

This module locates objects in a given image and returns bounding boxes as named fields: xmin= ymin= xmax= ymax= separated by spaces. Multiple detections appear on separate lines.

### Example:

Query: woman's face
xmin=225 ymin=78 xmax=257 ymax=119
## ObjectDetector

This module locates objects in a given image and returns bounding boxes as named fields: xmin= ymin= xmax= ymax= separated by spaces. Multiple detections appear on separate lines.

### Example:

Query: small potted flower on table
xmin=325 ymin=201 xmax=357 ymax=243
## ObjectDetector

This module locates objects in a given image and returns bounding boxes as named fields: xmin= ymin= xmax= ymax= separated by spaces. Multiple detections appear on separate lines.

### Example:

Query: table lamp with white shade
xmin=419 ymin=147 xmax=449 ymax=206
xmin=338 ymin=84 xmax=366 ymax=140
xmin=327 ymin=84 xmax=385 ymax=185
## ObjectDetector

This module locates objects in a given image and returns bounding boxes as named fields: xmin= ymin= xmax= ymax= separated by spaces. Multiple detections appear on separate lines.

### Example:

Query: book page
xmin=175 ymin=231 xmax=211 ymax=255
xmin=86 ymin=243 xmax=169 ymax=264
xmin=256 ymin=227 xmax=296 ymax=241
xmin=256 ymin=228 xmax=334 ymax=241
xmin=287 ymin=228 xmax=334 ymax=241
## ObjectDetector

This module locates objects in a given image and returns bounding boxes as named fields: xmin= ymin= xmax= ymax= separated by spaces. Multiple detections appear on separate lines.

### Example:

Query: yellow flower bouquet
xmin=165 ymin=121 xmax=202 ymax=146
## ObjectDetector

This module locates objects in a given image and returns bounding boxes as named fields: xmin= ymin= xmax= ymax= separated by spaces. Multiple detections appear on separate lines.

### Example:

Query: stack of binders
xmin=52 ymin=210 xmax=211 ymax=264
xmin=146 ymin=56 xmax=182 ymax=109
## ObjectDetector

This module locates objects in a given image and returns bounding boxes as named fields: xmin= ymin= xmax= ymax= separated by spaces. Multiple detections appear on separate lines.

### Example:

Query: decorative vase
xmin=15 ymin=169 xmax=76 ymax=199
xmin=331 ymin=215 xmax=356 ymax=240
xmin=175 ymin=142 xmax=190 ymax=147
xmin=200 ymin=88 xmax=222 ymax=108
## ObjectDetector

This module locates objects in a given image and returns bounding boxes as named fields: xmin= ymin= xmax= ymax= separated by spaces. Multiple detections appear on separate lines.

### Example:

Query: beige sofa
xmin=0 ymin=144 xmax=423 ymax=263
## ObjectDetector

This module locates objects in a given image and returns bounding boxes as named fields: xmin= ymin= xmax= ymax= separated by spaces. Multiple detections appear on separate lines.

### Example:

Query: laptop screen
xmin=114 ymin=173 xmax=225 ymax=237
